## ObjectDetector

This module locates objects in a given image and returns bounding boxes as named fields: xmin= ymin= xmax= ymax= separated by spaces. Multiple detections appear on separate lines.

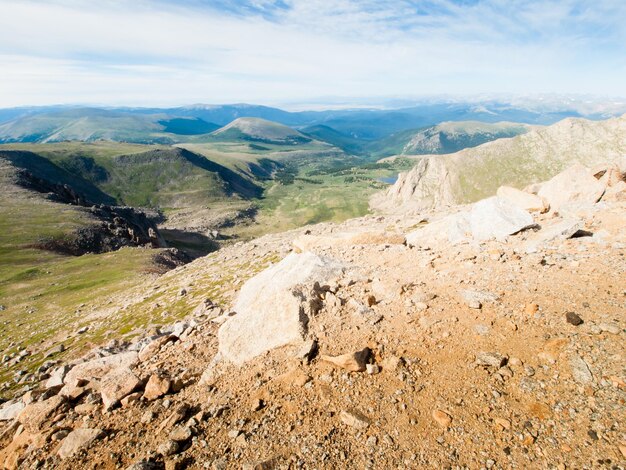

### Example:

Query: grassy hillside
xmin=0 ymin=108 xmax=175 ymax=144
xmin=0 ymin=149 xmax=116 ymax=205
xmin=301 ymin=124 xmax=367 ymax=155
xmin=0 ymin=143 xmax=263 ymax=210
xmin=0 ymin=160 xmax=177 ymax=391
xmin=209 ymin=117 xmax=313 ymax=145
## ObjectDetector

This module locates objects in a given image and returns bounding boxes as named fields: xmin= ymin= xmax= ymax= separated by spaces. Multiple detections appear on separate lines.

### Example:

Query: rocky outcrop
xmin=217 ymin=252 xmax=345 ymax=364
xmin=369 ymin=157 xmax=457 ymax=213
xmin=372 ymin=115 xmax=626 ymax=213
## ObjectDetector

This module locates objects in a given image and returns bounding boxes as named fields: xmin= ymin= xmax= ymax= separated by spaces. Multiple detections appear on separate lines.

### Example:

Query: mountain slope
xmin=371 ymin=115 xmax=626 ymax=212
xmin=301 ymin=124 xmax=366 ymax=154
xmin=0 ymin=150 xmax=116 ymax=205
xmin=0 ymin=108 xmax=172 ymax=144
xmin=366 ymin=121 xmax=531 ymax=157
xmin=401 ymin=121 xmax=531 ymax=154
xmin=210 ymin=117 xmax=312 ymax=145
xmin=0 ymin=110 xmax=222 ymax=145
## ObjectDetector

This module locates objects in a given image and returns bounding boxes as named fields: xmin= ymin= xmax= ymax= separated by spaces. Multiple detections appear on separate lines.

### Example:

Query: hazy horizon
xmin=1 ymin=0 xmax=625 ymax=108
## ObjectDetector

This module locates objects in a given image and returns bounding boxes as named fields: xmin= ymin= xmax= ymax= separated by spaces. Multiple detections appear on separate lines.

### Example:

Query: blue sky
xmin=0 ymin=0 xmax=624 ymax=107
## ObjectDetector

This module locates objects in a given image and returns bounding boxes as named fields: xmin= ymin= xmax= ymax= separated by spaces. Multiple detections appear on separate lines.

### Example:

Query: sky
xmin=0 ymin=0 xmax=625 ymax=108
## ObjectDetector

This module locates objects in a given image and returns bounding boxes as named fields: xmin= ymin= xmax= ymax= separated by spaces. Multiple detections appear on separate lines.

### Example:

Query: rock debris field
xmin=1 ymin=162 xmax=625 ymax=469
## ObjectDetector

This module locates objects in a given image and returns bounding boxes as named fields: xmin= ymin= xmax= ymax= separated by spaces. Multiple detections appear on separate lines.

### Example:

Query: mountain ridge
xmin=371 ymin=114 xmax=626 ymax=213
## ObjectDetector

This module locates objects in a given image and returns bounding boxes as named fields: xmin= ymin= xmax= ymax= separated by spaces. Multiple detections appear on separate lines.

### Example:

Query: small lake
xmin=377 ymin=175 xmax=398 ymax=184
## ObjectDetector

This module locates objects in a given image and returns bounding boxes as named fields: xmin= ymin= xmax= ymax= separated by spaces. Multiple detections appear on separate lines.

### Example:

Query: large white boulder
xmin=63 ymin=351 xmax=138 ymax=386
xmin=405 ymin=212 xmax=471 ymax=249
xmin=470 ymin=197 xmax=535 ymax=241
xmin=496 ymin=186 xmax=549 ymax=213
xmin=538 ymin=164 xmax=606 ymax=212
xmin=523 ymin=218 xmax=584 ymax=253
xmin=218 ymin=252 xmax=344 ymax=365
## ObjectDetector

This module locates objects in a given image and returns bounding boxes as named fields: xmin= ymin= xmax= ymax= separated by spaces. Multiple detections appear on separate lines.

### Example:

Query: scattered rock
xmin=460 ymin=289 xmax=499 ymax=306
xmin=157 ymin=440 xmax=180 ymax=457
xmin=120 ymin=392 xmax=142 ymax=408
xmin=494 ymin=418 xmax=511 ymax=430
xmin=570 ymin=355 xmax=593 ymax=384
xmin=296 ymin=339 xmax=318 ymax=362
xmin=143 ymin=373 xmax=172 ymax=401
xmin=475 ymin=352 xmax=507 ymax=368
xmin=64 ymin=351 xmax=138 ymax=385
xmin=321 ymin=348 xmax=371 ymax=372
xmin=18 ymin=395 xmax=65 ymax=432
xmin=57 ymin=428 xmax=103 ymax=459
xmin=565 ymin=312 xmax=583 ymax=326
xmin=45 ymin=365 xmax=69 ymax=391
xmin=597 ymin=322 xmax=620 ymax=335
xmin=44 ymin=343 xmax=65 ymax=358
xmin=139 ymin=335 xmax=175 ymax=362
xmin=169 ymin=426 xmax=193 ymax=443
xmin=432 ymin=409 xmax=452 ymax=427
xmin=538 ymin=338 xmax=569 ymax=364
xmin=340 ymin=410 xmax=370 ymax=429
xmin=0 ymin=400 xmax=25 ymax=421
xmin=100 ymin=367 xmax=142 ymax=411
xmin=524 ymin=303 xmax=539 ymax=315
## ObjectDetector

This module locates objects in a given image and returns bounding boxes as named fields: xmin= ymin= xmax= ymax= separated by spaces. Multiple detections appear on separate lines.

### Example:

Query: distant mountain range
xmin=1 ymin=99 xmax=624 ymax=147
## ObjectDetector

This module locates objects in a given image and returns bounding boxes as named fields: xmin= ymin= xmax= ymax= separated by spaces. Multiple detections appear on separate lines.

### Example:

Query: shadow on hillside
xmin=178 ymin=149 xmax=263 ymax=199
xmin=0 ymin=150 xmax=116 ymax=205
xmin=159 ymin=228 xmax=220 ymax=259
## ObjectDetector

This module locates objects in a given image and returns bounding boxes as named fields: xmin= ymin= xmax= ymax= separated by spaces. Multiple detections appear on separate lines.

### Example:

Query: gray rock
xmin=469 ymin=196 xmax=535 ymax=241
xmin=0 ymin=400 xmax=25 ymax=421
xmin=169 ymin=426 xmax=193 ymax=442
xmin=57 ymin=428 xmax=103 ymax=459
xmin=460 ymin=289 xmax=499 ymax=305
xmin=475 ymin=352 xmax=507 ymax=368
xmin=405 ymin=212 xmax=471 ymax=249
xmin=570 ymin=355 xmax=593 ymax=384
xmin=598 ymin=322 xmax=620 ymax=334
xmin=296 ymin=339 xmax=318 ymax=361
xmin=45 ymin=365 xmax=69 ymax=390
xmin=218 ymin=252 xmax=344 ymax=365
xmin=126 ymin=460 xmax=160 ymax=470
xmin=157 ymin=439 xmax=180 ymax=456
xmin=45 ymin=344 xmax=65 ymax=358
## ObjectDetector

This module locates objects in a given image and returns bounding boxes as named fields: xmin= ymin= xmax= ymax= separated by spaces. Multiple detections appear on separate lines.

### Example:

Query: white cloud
xmin=0 ymin=0 xmax=624 ymax=107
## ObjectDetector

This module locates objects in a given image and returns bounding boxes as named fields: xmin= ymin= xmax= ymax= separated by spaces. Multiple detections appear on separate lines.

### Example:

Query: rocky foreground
xmin=0 ymin=162 xmax=625 ymax=469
